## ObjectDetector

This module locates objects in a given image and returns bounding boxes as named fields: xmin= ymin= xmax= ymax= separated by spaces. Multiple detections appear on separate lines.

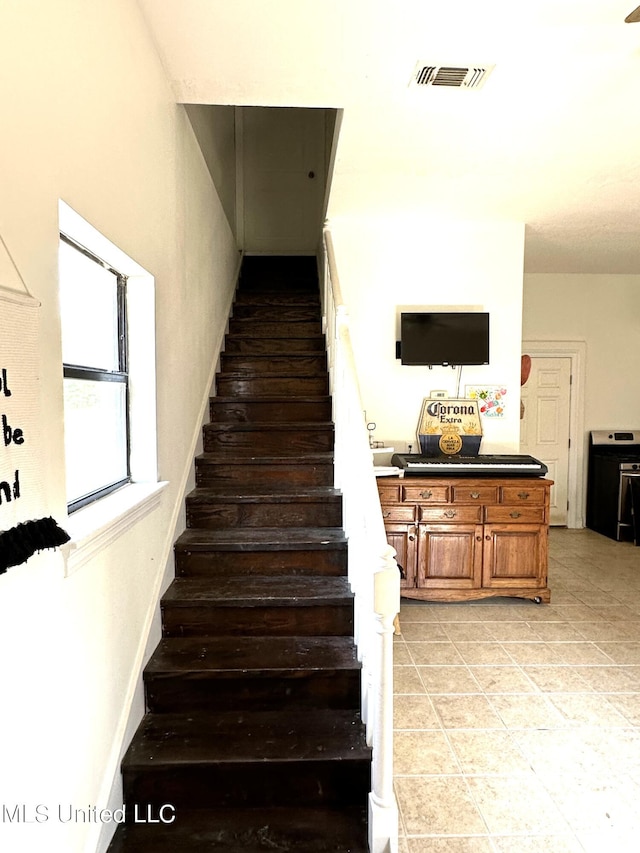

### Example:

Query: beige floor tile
xmin=395 ymin=665 xmax=427 ymax=694
xmin=431 ymin=694 xmax=505 ymax=729
xmin=547 ymin=692 xmax=630 ymax=727
xmin=406 ymin=838 xmax=494 ymax=852
xmin=416 ymin=666 xmax=480 ymax=694
xmin=545 ymin=642 xmax=615 ymax=666
xmin=394 ymin=730 xmax=460 ymax=775
xmin=401 ymin=623 xmax=450 ymax=642
xmin=488 ymin=694 xmax=567 ymax=730
xmin=594 ymin=641 xmax=640 ymax=664
xmin=395 ymin=777 xmax=487 ymax=835
xmin=393 ymin=529 xmax=640 ymax=850
xmin=447 ymin=730 xmax=531 ymax=775
xmin=498 ymin=642 xmax=563 ymax=665
xmin=465 ymin=774 xmax=570 ymax=834
xmin=576 ymin=664 xmax=640 ymax=692
xmin=483 ymin=622 xmax=543 ymax=642
xmin=394 ymin=694 xmax=441 ymax=730
xmin=522 ymin=665 xmax=592 ymax=693
xmin=453 ymin=642 xmax=513 ymax=665
xmin=440 ymin=623 xmax=495 ymax=642
xmin=408 ymin=643 xmax=466 ymax=666
xmin=605 ymin=693 xmax=640 ymax=726
xmin=394 ymin=645 xmax=415 ymax=665
xmin=469 ymin=665 xmax=537 ymax=694
xmin=492 ymin=836 xmax=584 ymax=852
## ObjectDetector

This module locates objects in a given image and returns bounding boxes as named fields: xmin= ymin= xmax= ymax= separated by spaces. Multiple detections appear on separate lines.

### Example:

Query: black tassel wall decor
xmin=0 ymin=517 xmax=71 ymax=574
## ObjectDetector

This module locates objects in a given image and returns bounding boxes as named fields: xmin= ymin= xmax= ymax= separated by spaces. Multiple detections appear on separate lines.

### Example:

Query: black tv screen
xmin=400 ymin=312 xmax=490 ymax=366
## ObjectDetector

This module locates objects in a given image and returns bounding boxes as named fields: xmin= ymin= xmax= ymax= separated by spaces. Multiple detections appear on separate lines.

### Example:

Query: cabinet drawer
xmin=451 ymin=486 xmax=498 ymax=504
xmin=403 ymin=485 xmax=450 ymax=503
xmin=484 ymin=506 xmax=546 ymax=524
xmin=500 ymin=486 xmax=545 ymax=505
xmin=381 ymin=505 xmax=417 ymax=523
xmin=378 ymin=484 xmax=402 ymax=503
xmin=420 ymin=506 xmax=482 ymax=523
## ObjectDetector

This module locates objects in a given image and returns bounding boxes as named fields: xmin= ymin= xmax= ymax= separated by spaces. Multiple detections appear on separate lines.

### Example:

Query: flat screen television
xmin=399 ymin=312 xmax=490 ymax=366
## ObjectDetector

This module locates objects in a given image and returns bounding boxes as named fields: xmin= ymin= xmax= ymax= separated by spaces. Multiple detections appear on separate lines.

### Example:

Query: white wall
xmin=184 ymin=105 xmax=237 ymax=239
xmin=0 ymin=2 xmax=238 ymax=852
xmin=328 ymin=215 xmax=526 ymax=455
xmin=523 ymin=274 xmax=640 ymax=432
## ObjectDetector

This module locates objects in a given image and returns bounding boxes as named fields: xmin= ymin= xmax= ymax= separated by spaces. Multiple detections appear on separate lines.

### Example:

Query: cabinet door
xmin=482 ymin=523 xmax=547 ymax=589
xmin=417 ymin=524 xmax=483 ymax=589
xmin=383 ymin=523 xmax=418 ymax=589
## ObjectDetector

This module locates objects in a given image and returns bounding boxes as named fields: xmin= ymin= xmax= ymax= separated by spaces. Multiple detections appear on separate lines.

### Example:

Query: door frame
xmin=521 ymin=340 xmax=586 ymax=529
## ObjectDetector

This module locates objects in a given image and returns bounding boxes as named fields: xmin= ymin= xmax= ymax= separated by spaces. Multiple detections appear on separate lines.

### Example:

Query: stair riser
xmin=175 ymin=548 xmax=347 ymax=578
xmin=209 ymin=398 xmax=332 ymax=424
xmin=227 ymin=320 xmax=322 ymax=338
xmin=144 ymin=671 xmax=361 ymax=713
xmin=203 ymin=428 xmax=334 ymax=454
xmin=186 ymin=502 xmax=342 ymax=529
xmin=216 ymin=376 xmax=329 ymax=397
xmin=161 ymin=605 xmax=354 ymax=638
xmin=123 ymin=762 xmax=370 ymax=810
xmin=224 ymin=336 xmax=325 ymax=354
xmin=195 ymin=460 xmax=334 ymax=488
xmin=220 ymin=354 xmax=327 ymax=375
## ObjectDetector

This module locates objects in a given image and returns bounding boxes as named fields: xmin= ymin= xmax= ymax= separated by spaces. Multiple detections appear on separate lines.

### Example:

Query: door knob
xmin=308 ymin=171 xmax=315 ymax=179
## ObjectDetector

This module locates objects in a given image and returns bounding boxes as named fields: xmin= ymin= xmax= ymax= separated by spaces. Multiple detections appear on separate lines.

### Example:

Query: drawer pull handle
xmin=470 ymin=491 xmax=481 ymax=499
xmin=510 ymin=511 xmax=522 ymax=519
xmin=518 ymin=491 xmax=530 ymax=500
xmin=443 ymin=509 xmax=457 ymax=519
xmin=420 ymin=489 xmax=433 ymax=499
xmin=383 ymin=510 xmax=391 ymax=518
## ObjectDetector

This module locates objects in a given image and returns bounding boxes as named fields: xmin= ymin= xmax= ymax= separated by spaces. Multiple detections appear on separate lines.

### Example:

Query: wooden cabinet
xmin=378 ymin=475 xmax=552 ymax=603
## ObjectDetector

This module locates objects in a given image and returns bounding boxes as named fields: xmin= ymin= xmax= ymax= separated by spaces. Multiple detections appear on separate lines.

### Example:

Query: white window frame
xmin=58 ymin=201 xmax=166 ymax=576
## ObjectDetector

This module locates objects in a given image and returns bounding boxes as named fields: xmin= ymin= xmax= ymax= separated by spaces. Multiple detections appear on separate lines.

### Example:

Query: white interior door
xmin=520 ymin=357 xmax=571 ymax=525
xmin=242 ymin=107 xmax=325 ymax=254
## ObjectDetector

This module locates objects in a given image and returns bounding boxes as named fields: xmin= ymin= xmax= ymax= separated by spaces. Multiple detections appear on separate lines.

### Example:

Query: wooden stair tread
xmin=196 ymin=451 xmax=333 ymax=463
xmin=163 ymin=575 xmax=352 ymax=605
xmin=107 ymin=807 xmax=367 ymax=853
xmin=175 ymin=527 xmax=347 ymax=550
xmin=204 ymin=420 xmax=333 ymax=432
xmin=123 ymin=709 xmax=369 ymax=767
xmin=145 ymin=635 xmax=359 ymax=675
xmin=187 ymin=486 xmax=341 ymax=501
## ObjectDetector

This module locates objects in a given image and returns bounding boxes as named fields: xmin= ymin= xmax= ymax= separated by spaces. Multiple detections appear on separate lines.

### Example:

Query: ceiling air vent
xmin=411 ymin=63 xmax=494 ymax=90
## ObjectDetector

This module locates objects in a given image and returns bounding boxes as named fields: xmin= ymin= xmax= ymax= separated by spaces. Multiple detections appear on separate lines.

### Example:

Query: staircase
xmin=107 ymin=255 xmax=371 ymax=852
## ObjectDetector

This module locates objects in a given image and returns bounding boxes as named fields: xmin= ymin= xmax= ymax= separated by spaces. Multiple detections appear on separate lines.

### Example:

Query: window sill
xmin=61 ymin=481 xmax=168 ymax=578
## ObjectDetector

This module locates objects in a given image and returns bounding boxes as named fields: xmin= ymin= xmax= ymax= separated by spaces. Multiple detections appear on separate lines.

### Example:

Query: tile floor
xmin=393 ymin=528 xmax=640 ymax=852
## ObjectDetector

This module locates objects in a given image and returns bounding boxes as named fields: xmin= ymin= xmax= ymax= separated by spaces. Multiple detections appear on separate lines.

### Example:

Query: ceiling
xmin=138 ymin=0 xmax=640 ymax=274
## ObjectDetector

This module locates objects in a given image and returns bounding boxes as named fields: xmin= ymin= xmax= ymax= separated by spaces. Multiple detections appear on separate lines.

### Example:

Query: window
xmin=59 ymin=235 xmax=130 ymax=511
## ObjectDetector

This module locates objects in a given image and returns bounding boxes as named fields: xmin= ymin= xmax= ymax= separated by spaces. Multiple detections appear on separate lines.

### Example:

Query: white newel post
xmin=369 ymin=546 xmax=400 ymax=853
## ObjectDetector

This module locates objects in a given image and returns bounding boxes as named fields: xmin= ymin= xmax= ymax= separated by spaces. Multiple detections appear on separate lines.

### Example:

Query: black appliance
xmin=586 ymin=430 xmax=640 ymax=541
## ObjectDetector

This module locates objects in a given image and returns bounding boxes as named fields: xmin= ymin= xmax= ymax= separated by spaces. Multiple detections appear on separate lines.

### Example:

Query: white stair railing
xmin=321 ymin=228 xmax=400 ymax=853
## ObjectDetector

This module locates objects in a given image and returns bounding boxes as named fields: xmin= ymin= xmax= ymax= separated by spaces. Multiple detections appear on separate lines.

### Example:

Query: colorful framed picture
xmin=464 ymin=385 xmax=507 ymax=418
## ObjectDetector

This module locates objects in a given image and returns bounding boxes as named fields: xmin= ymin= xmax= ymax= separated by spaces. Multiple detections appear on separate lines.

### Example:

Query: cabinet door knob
xmin=510 ymin=511 xmax=522 ymax=519
xmin=470 ymin=491 xmax=481 ymax=499
xmin=518 ymin=491 xmax=530 ymax=500
xmin=443 ymin=509 xmax=457 ymax=519
xmin=420 ymin=489 xmax=433 ymax=499
xmin=476 ymin=535 xmax=482 ymax=542
xmin=409 ymin=534 xmax=415 ymax=541
xmin=485 ymin=534 xmax=491 ymax=540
